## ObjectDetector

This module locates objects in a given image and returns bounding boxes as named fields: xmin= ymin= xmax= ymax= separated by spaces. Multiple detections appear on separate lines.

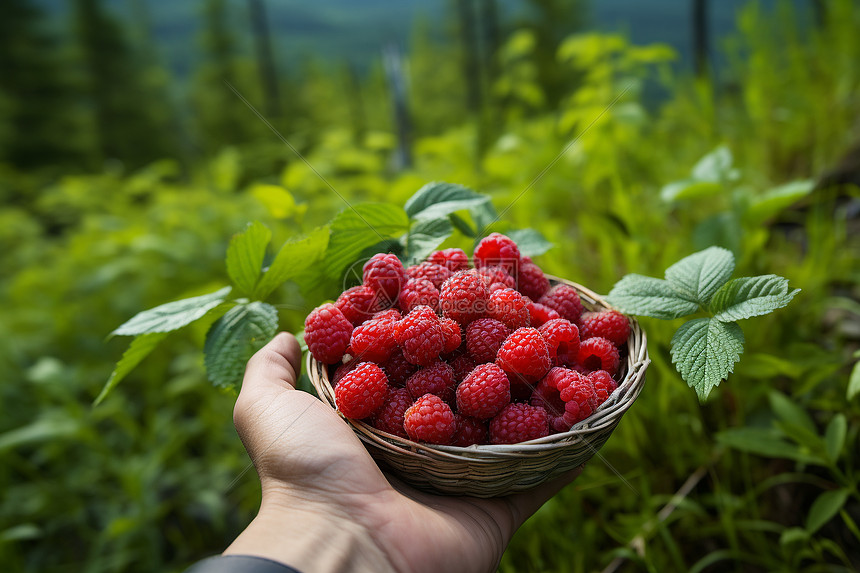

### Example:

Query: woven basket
xmin=308 ymin=276 xmax=649 ymax=498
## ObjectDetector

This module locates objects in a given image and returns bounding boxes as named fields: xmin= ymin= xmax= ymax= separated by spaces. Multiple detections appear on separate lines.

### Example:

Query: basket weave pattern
xmin=309 ymin=277 xmax=649 ymax=497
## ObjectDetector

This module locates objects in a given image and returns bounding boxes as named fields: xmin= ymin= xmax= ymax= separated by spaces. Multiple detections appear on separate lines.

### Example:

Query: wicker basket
xmin=308 ymin=277 xmax=649 ymax=498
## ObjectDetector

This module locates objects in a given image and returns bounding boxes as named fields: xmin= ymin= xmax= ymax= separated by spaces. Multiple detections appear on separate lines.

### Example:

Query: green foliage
xmin=204 ymin=302 xmax=279 ymax=389
xmin=670 ymin=318 xmax=745 ymax=401
xmin=111 ymin=287 xmax=233 ymax=336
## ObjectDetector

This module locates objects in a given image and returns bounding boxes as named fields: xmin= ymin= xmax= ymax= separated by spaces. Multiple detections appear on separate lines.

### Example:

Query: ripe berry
xmin=373 ymin=309 xmax=401 ymax=323
xmin=372 ymin=388 xmax=412 ymax=438
xmin=488 ymin=288 xmax=530 ymax=330
xmin=440 ymin=270 xmax=490 ymax=325
xmin=579 ymin=310 xmax=631 ymax=347
xmin=589 ymin=370 xmax=618 ymax=405
xmin=439 ymin=317 xmax=462 ymax=354
xmin=406 ymin=262 xmax=452 ymax=289
xmin=452 ymin=415 xmax=488 ymax=447
xmin=531 ymin=367 xmax=596 ymax=431
xmin=398 ymin=278 xmax=440 ymax=313
xmin=527 ymin=301 xmax=561 ymax=327
xmin=380 ymin=348 xmax=417 ymax=387
xmin=349 ymin=317 xmax=396 ymax=363
xmin=334 ymin=362 xmax=389 ymax=419
xmin=477 ymin=266 xmax=516 ymax=290
xmin=363 ymin=253 xmax=406 ymax=303
xmin=336 ymin=285 xmax=384 ymax=326
xmin=332 ymin=358 xmax=360 ymax=386
xmin=428 ymin=248 xmax=470 ymax=272
xmin=496 ymin=327 xmax=552 ymax=384
xmin=517 ymin=259 xmax=550 ymax=301
xmin=406 ymin=361 xmax=456 ymax=404
xmin=538 ymin=284 xmax=584 ymax=324
xmin=450 ymin=354 xmax=477 ymax=383
xmin=578 ymin=337 xmax=620 ymax=376
xmin=456 ymin=363 xmax=511 ymax=420
xmin=404 ymin=394 xmax=456 ymax=444
xmin=393 ymin=305 xmax=444 ymax=366
xmin=489 ymin=403 xmax=549 ymax=444
xmin=473 ymin=233 xmax=520 ymax=275
xmin=466 ymin=318 xmax=511 ymax=364
xmin=538 ymin=318 xmax=580 ymax=367
xmin=305 ymin=303 xmax=353 ymax=364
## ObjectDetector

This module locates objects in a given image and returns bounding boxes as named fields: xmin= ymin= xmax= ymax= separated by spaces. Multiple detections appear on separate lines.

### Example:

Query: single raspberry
xmin=489 ymin=403 xmax=549 ymax=444
xmin=589 ymin=370 xmax=618 ymax=405
xmin=392 ymin=305 xmax=444 ymax=366
xmin=305 ymin=303 xmax=353 ymax=364
xmin=398 ymin=278 xmax=440 ymax=313
xmin=579 ymin=310 xmax=631 ymax=347
xmin=517 ymin=260 xmax=550 ymax=301
xmin=406 ymin=262 xmax=452 ymax=289
xmin=496 ymin=327 xmax=552 ymax=383
xmin=439 ymin=270 xmax=490 ymax=325
xmin=363 ymin=253 xmax=406 ymax=303
xmin=450 ymin=354 xmax=477 ymax=383
xmin=349 ymin=317 xmax=396 ymax=363
xmin=466 ymin=319 xmax=511 ymax=364
xmin=373 ymin=309 xmax=401 ymax=323
xmin=451 ymin=415 xmax=488 ymax=447
xmin=334 ymin=362 xmax=389 ymax=419
xmin=428 ymin=248 xmax=471 ymax=272
xmin=439 ymin=317 xmax=462 ymax=354
xmin=488 ymin=288 xmax=530 ymax=330
xmin=332 ymin=358 xmax=360 ymax=386
xmin=538 ymin=284 xmax=584 ymax=324
xmin=488 ymin=282 xmax=511 ymax=293
xmin=380 ymin=348 xmax=417 ymax=387
xmin=403 ymin=394 xmax=456 ymax=444
xmin=406 ymin=361 xmax=456 ymax=404
xmin=527 ymin=301 xmax=561 ymax=327
xmin=336 ymin=285 xmax=385 ymax=326
xmin=456 ymin=363 xmax=511 ymax=420
xmin=578 ymin=337 xmax=620 ymax=376
xmin=372 ymin=388 xmax=412 ymax=438
xmin=530 ymin=367 xmax=595 ymax=432
xmin=473 ymin=233 xmax=520 ymax=275
xmin=477 ymin=266 xmax=516 ymax=290
xmin=538 ymin=318 xmax=581 ymax=366
xmin=529 ymin=376 xmax=568 ymax=432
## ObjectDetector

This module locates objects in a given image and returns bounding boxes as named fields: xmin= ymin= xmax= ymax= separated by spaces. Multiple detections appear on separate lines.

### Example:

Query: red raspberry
xmin=538 ymin=318 xmax=581 ymax=367
xmin=452 ymin=415 xmax=488 ymax=447
xmin=589 ymin=369 xmax=618 ymax=405
xmin=305 ymin=303 xmax=353 ymax=364
xmin=428 ymin=248 xmax=470 ymax=272
xmin=538 ymin=284 xmax=584 ymax=324
xmin=466 ymin=319 xmax=511 ymax=364
xmin=473 ymin=233 xmax=520 ymax=275
xmin=477 ymin=266 xmax=516 ymax=290
xmin=488 ymin=288 xmax=530 ymax=330
xmin=372 ymin=388 xmax=412 ymax=438
xmin=439 ymin=270 xmax=490 ymax=325
xmin=334 ymin=362 xmax=389 ymax=419
xmin=363 ymin=253 xmax=406 ymax=303
xmin=349 ymin=317 xmax=396 ymax=363
xmin=579 ymin=310 xmax=631 ymax=347
xmin=531 ymin=367 xmax=595 ymax=431
xmin=488 ymin=282 xmax=511 ymax=293
xmin=529 ymin=376 xmax=568 ymax=433
xmin=489 ymin=403 xmax=549 ymax=444
xmin=496 ymin=327 xmax=551 ymax=384
xmin=517 ymin=260 xmax=550 ymax=301
xmin=456 ymin=363 xmax=511 ymax=420
xmin=373 ymin=309 xmax=401 ymax=323
xmin=332 ymin=358 xmax=360 ymax=386
xmin=406 ymin=361 xmax=456 ymax=404
xmin=380 ymin=348 xmax=417 ymax=387
xmin=336 ymin=285 xmax=385 ymax=326
xmin=578 ymin=337 xmax=620 ymax=376
xmin=439 ymin=317 xmax=462 ymax=354
xmin=398 ymin=278 xmax=440 ymax=313
xmin=392 ymin=305 xmax=444 ymax=366
xmin=527 ymin=301 xmax=561 ymax=327
xmin=450 ymin=354 xmax=477 ymax=383
xmin=403 ymin=394 xmax=456 ymax=444
xmin=406 ymin=262 xmax=452 ymax=289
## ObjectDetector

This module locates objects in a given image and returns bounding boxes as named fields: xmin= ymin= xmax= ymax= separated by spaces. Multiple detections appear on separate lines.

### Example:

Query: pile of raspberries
xmin=303 ymin=233 xmax=630 ymax=446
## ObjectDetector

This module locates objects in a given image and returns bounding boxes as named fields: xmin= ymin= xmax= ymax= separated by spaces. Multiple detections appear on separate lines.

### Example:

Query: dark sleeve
xmin=184 ymin=555 xmax=303 ymax=573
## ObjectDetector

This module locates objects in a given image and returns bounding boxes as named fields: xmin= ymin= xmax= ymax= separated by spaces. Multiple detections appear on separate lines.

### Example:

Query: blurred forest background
xmin=1 ymin=0 xmax=859 ymax=571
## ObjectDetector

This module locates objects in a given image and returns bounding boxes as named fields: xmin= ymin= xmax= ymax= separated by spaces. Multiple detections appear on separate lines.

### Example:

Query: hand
xmin=225 ymin=332 xmax=582 ymax=573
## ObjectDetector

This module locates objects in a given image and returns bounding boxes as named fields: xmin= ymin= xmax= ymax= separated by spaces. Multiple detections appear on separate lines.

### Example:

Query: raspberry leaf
xmin=506 ymin=228 xmax=553 ymax=256
xmin=324 ymin=204 xmax=410 ymax=279
xmin=95 ymin=332 xmax=169 ymax=405
xmin=204 ymin=302 xmax=279 ymax=389
xmin=404 ymin=182 xmax=491 ymax=221
xmin=226 ymin=221 xmax=272 ymax=296
xmin=112 ymin=286 xmax=232 ymax=336
xmin=403 ymin=217 xmax=453 ymax=263
xmin=709 ymin=275 xmax=800 ymax=321
xmin=670 ymin=318 xmax=744 ymax=401
xmin=254 ymin=226 xmax=329 ymax=299
xmin=606 ymin=274 xmax=698 ymax=319
xmin=664 ymin=246 xmax=735 ymax=305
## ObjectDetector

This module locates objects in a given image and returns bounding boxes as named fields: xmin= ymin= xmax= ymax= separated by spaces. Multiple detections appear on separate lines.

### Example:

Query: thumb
xmin=234 ymin=332 xmax=302 ymax=426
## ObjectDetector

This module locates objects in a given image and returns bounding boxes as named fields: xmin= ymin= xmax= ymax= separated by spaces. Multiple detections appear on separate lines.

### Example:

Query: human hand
xmin=225 ymin=332 xmax=582 ymax=573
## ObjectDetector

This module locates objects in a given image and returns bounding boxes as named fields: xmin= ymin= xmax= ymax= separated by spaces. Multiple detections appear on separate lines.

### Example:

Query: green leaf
xmin=715 ymin=427 xmax=824 ymax=465
xmin=506 ymin=228 xmax=553 ymax=256
xmin=0 ymin=412 xmax=80 ymax=452
xmin=404 ymin=181 xmax=491 ymax=221
xmin=670 ymin=318 xmax=745 ymax=401
xmin=112 ymin=286 xmax=232 ymax=336
xmin=448 ymin=213 xmax=476 ymax=237
xmin=710 ymin=275 xmax=800 ymax=321
xmin=660 ymin=179 xmax=723 ymax=202
xmin=691 ymin=145 xmax=736 ymax=182
xmin=745 ymin=179 xmax=814 ymax=226
xmin=768 ymin=391 xmax=817 ymax=435
xmin=254 ymin=227 xmax=329 ymax=299
xmin=848 ymin=360 xmax=860 ymax=401
xmin=324 ymin=204 xmax=410 ymax=280
xmin=606 ymin=274 xmax=699 ymax=319
xmin=226 ymin=221 xmax=271 ymax=295
xmin=664 ymin=246 xmax=735 ymax=305
xmin=404 ymin=218 xmax=453 ymax=263
xmin=824 ymin=414 xmax=846 ymax=462
xmin=204 ymin=302 xmax=279 ymax=389
xmin=779 ymin=527 xmax=809 ymax=547
xmin=0 ymin=524 xmax=41 ymax=543
xmin=95 ymin=332 xmax=169 ymax=405
xmin=806 ymin=489 xmax=850 ymax=534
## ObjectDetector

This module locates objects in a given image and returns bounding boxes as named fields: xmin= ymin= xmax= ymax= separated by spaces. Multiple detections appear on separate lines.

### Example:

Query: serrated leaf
xmin=324 ymin=204 xmax=410 ymax=280
xmin=670 ymin=318 xmax=744 ymax=401
xmin=95 ymin=332 xmax=168 ymax=405
xmin=710 ymin=275 xmax=800 ymax=321
xmin=660 ymin=179 xmax=723 ymax=202
xmin=692 ymin=145 xmax=735 ymax=182
xmin=112 ymin=286 xmax=232 ymax=336
xmin=507 ymin=228 xmax=553 ymax=256
xmin=715 ymin=427 xmax=824 ymax=465
xmin=848 ymin=361 xmax=860 ymax=401
xmin=404 ymin=218 xmax=453 ymax=263
xmin=404 ymin=181 xmax=491 ymax=221
xmin=665 ymin=247 xmax=735 ymax=305
xmin=606 ymin=274 xmax=699 ymax=319
xmin=204 ymin=302 xmax=279 ymax=389
xmin=226 ymin=221 xmax=271 ymax=295
xmin=806 ymin=489 xmax=849 ymax=534
xmin=254 ymin=227 xmax=329 ymax=299
xmin=825 ymin=414 xmax=846 ymax=462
